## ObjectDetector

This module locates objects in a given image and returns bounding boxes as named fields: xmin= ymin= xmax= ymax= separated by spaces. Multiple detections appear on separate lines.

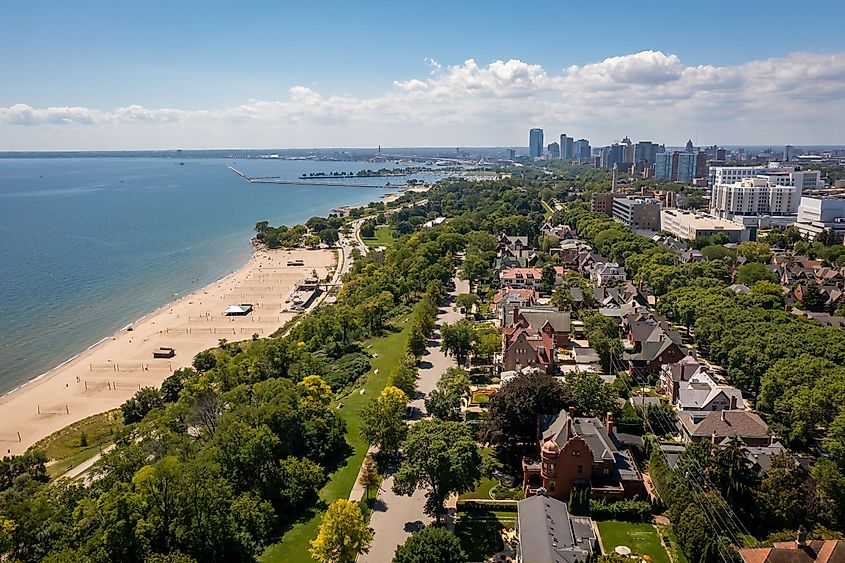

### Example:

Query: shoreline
xmin=0 ymin=246 xmax=336 ymax=456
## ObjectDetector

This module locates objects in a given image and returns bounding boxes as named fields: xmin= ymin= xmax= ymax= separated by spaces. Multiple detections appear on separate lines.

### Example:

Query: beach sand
xmin=0 ymin=247 xmax=336 ymax=456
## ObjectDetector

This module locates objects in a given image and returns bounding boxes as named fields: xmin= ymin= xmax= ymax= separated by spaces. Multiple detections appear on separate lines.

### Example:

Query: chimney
xmin=711 ymin=430 xmax=717 ymax=445
xmin=720 ymin=410 xmax=726 ymax=422
xmin=605 ymin=412 xmax=614 ymax=435
xmin=729 ymin=395 xmax=737 ymax=410
xmin=797 ymin=525 xmax=807 ymax=548
xmin=567 ymin=406 xmax=575 ymax=436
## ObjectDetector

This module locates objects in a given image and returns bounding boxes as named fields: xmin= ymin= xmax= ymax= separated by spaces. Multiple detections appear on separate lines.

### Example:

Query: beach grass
xmin=597 ymin=520 xmax=672 ymax=563
xmin=362 ymin=225 xmax=395 ymax=248
xmin=260 ymin=317 xmax=412 ymax=563
xmin=28 ymin=409 xmax=122 ymax=478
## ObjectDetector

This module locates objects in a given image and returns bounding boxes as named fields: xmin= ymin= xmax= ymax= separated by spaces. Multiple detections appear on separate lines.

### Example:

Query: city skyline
xmin=2 ymin=1 xmax=845 ymax=149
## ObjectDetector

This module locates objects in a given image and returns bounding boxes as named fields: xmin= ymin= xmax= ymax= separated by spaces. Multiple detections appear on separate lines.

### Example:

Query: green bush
xmin=590 ymin=498 xmax=653 ymax=522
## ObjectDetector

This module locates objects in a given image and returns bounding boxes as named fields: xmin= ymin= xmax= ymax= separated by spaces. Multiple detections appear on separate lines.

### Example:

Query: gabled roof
xmin=679 ymin=410 xmax=769 ymax=441
xmin=517 ymin=306 xmax=571 ymax=333
xmin=516 ymin=495 xmax=596 ymax=563
xmin=740 ymin=540 xmax=845 ymax=563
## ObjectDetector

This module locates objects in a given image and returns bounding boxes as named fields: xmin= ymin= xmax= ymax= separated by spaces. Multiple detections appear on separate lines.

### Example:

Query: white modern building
xmin=795 ymin=197 xmax=845 ymax=242
xmin=660 ymin=208 xmax=749 ymax=242
xmin=709 ymin=164 xmax=821 ymax=225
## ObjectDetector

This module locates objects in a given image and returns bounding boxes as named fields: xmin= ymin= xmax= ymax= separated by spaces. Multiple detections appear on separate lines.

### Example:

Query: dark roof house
xmin=516 ymin=494 xmax=597 ymax=563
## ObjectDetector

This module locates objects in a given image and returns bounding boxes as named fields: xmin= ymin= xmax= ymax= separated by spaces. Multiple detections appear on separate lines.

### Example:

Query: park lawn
xmin=454 ymin=508 xmax=517 ymax=561
xmin=362 ymin=225 xmax=395 ymax=248
xmin=541 ymin=199 xmax=555 ymax=220
xmin=598 ymin=521 xmax=671 ymax=563
xmin=260 ymin=318 xmax=412 ymax=563
xmin=28 ymin=409 xmax=123 ymax=478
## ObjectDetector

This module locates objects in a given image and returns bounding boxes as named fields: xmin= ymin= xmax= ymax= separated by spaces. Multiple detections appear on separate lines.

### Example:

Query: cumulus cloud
xmin=2 ymin=50 xmax=844 ymax=147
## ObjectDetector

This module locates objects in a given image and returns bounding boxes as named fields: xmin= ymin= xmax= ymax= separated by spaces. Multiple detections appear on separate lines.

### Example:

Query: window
xmin=572 ymin=450 xmax=580 ymax=457
xmin=549 ymin=482 xmax=556 ymax=492
xmin=577 ymin=464 xmax=584 ymax=474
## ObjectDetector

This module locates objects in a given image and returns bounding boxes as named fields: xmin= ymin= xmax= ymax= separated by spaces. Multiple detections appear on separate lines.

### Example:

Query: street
xmin=360 ymin=274 xmax=470 ymax=562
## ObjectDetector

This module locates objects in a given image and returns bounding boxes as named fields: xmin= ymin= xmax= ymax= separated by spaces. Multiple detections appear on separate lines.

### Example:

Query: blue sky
xmin=1 ymin=0 xmax=843 ymax=149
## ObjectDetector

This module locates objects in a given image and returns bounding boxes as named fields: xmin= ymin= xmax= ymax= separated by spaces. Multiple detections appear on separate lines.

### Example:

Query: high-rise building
xmin=795 ymin=197 xmax=845 ymax=242
xmin=709 ymin=164 xmax=822 ymax=220
xmin=621 ymin=136 xmax=634 ymax=164
xmin=602 ymin=144 xmax=624 ymax=170
xmin=695 ymin=152 xmax=708 ymax=180
xmin=507 ymin=148 xmax=516 ymax=160
xmin=783 ymin=145 xmax=795 ymax=161
xmin=634 ymin=141 xmax=659 ymax=167
xmin=685 ymin=139 xmax=694 ymax=153
xmin=529 ymin=128 xmax=544 ymax=159
xmin=547 ymin=141 xmax=560 ymax=159
xmin=574 ymin=139 xmax=591 ymax=163
xmin=676 ymin=153 xmax=697 ymax=184
xmin=559 ymin=134 xmax=575 ymax=161
xmin=655 ymin=152 xmax=672 ymax=180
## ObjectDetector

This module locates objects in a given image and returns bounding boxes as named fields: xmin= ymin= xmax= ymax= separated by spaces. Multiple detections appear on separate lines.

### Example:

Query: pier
xmin=228 ymin=167 xmax=402 ymax=189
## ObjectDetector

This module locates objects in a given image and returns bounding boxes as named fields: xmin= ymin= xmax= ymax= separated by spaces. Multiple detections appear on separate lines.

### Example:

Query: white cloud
xmin=1 ymin=50 xmax=844 ymax=149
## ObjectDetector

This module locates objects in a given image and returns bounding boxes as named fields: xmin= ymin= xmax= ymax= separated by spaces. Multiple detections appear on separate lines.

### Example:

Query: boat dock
xmin=228 ymin=167 xmax=402 ymax=189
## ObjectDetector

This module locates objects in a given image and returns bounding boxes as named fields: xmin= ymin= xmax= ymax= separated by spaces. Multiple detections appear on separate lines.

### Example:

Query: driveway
xmin=361 ymin=275 xmax=469 ymax=562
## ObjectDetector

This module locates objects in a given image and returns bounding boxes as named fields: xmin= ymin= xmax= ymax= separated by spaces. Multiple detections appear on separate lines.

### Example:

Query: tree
xmin=392 ymin=525 xmax=467 ymax=563
xmin=756 ymin=452 xmax=813 ymax=531
xmin=439 ymin=320 xmax=477 ymax=366
xmin=737 ymin=241 xmax=772 ymax=263
xmin=482 ymin=373 xmax=571 ymax=466
xmin=393 ymin=420 xmax=481 ymax=522
xmin=192 ymin=350 xmax=217 ymax=372
xmin=571 ymin=372 xmax=619 ymax=419
xmin=358 ymin=455 xmax=378 ymax=501
xmin=799 ymin=281 xmax=828 ymax=312
xmin=540 ymin=265 xmax=557 ymax=295
xmin=360 ymin=220 xmax=376 ymax=239
xmin=309 ymin=499 xmax=373 ymax=563
xmin=459 ymin=254 xmax=489 ymax=292
xmin=387 ymin=357 xmax=418 ymax=398
xmin=120 ymin=387 xmax=164 ymax=424
xmin=424 ymin=389 xmax=462 ymax=421
xmin=454 ymin=293 xmax=480 ymax=315
xmin=735 ymin=262 xmax=775 ymax=286
xmin=360 ymin=386 xmax=408 ymax=455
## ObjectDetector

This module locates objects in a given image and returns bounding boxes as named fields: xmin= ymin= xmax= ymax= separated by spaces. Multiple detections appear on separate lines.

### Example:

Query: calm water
xmin=0 ymin=157 xmax=408 ymax=394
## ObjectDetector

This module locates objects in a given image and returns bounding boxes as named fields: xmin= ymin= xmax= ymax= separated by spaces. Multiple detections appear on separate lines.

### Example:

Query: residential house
xmin=522 ymin=407 xmax=645 ymax=501
xmin=515 ymin=494 xmax=597 ymax=563
xmin=498 ymin=233 xmax=531 ymax=253
xmin=661 ymin=355 xmax=705 ymax=402
xmin=500 ymin=267 xmax=543 ymax=290
xmin=491 ymin=287 xmax=537 ymax=326
xmin=678 ymin=409 xmax=770 ymax=446
xmin=739 ymin=531 xmax=845 ymax=563
xmin=501 ymin=306 xmax=571 ymax=374
xmin=590 ymin=262 xmax=627 ymax=286
xmin=541 ymin=222 xmax=577 ymax=241
xmin=623 ymin=315 xmax=686 ymax=375
xmin=675 ymin=371 xmax=744 ymax=412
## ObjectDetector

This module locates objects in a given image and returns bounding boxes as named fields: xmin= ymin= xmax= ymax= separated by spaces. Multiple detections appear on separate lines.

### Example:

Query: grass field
xmin=362 ymin=225 xmax=395 ymax=248
xmin=28 ymin=409 xmax=123 ymax=478
xmin=657 ymin=524 xmax=690 ymax=563
xmin=597 ymin=520 xmax=671 ymax=563
xmin=541 ymin=199 xmax=555 ymax=220
xmin=260 ymin=318 xmax=412 ymax=563
xmin=454 ymin=508 xmax=517 ymax=561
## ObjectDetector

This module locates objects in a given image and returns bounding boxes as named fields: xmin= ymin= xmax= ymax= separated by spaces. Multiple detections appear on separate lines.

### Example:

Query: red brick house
xmin=522 ymin=407 xmax=644 ymax=502
xmin=501 ymin=307 xmax=571 ymax=374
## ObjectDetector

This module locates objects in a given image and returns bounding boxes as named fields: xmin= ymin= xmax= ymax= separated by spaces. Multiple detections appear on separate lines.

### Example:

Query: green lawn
xmin=362 ymin=225 xmax=395 ymax=248
xmin=260 ymin=318 xmax=412 ymax=563
xmin=541 ymin=199 xmax=554 ymax=220
xmin=459 ymin=476 xmax=498 ymax=500
xmin=28 ymin=409 xmax=123 ymax=478
xmin=454 ymin=508 xmax=517 ymax=561
xmin=597 ymin=521 xmax=671 ymax=563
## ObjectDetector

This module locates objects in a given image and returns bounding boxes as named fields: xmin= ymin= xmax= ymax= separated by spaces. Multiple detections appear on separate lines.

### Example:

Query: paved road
xmin=361 ymin=275 xmax=470 ymax=562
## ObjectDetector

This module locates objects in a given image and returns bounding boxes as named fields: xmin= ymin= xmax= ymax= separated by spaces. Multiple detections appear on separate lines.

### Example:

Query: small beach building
xmin=225 ymin=304 xmax=253 ymax=316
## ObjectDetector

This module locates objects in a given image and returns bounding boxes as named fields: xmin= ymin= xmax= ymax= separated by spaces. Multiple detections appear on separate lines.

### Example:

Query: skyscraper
xmin=602 ymin=144 xmax=624 ymax=170
xmin=547 ymin=141 xmax=560 ymax=159
xmin=529 ymin=128 xmax=544 ymax=159
xmin=559 ymin=133 xmax=575 ymax=161
xmin=574 ymin=139 xmax=591 ymax=163
xmin=685 ymin=139 xmax=694 ymax=153
xmin=783 ymin=145 xmax=795 ymax=161
xmin=655 ymin=152 xmax=672 ymax=180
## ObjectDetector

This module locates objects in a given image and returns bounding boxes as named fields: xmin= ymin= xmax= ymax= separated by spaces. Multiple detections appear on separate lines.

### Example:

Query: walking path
xmin=360 ymin=275 xmax=469 ymax=562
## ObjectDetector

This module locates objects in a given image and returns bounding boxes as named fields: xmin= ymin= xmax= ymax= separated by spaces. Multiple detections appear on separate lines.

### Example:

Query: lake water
xmin=0 ymin=157 xmax=410 ymax=395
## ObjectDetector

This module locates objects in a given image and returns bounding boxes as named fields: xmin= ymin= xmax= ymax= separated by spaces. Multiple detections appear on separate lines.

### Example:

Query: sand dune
xmin=0 ymin=248 xmax=336 ymax=456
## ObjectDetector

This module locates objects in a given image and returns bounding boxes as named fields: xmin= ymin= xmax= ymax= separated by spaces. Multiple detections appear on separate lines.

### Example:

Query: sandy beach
xmin=0 ymin=247 xmax=336 ymax=456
